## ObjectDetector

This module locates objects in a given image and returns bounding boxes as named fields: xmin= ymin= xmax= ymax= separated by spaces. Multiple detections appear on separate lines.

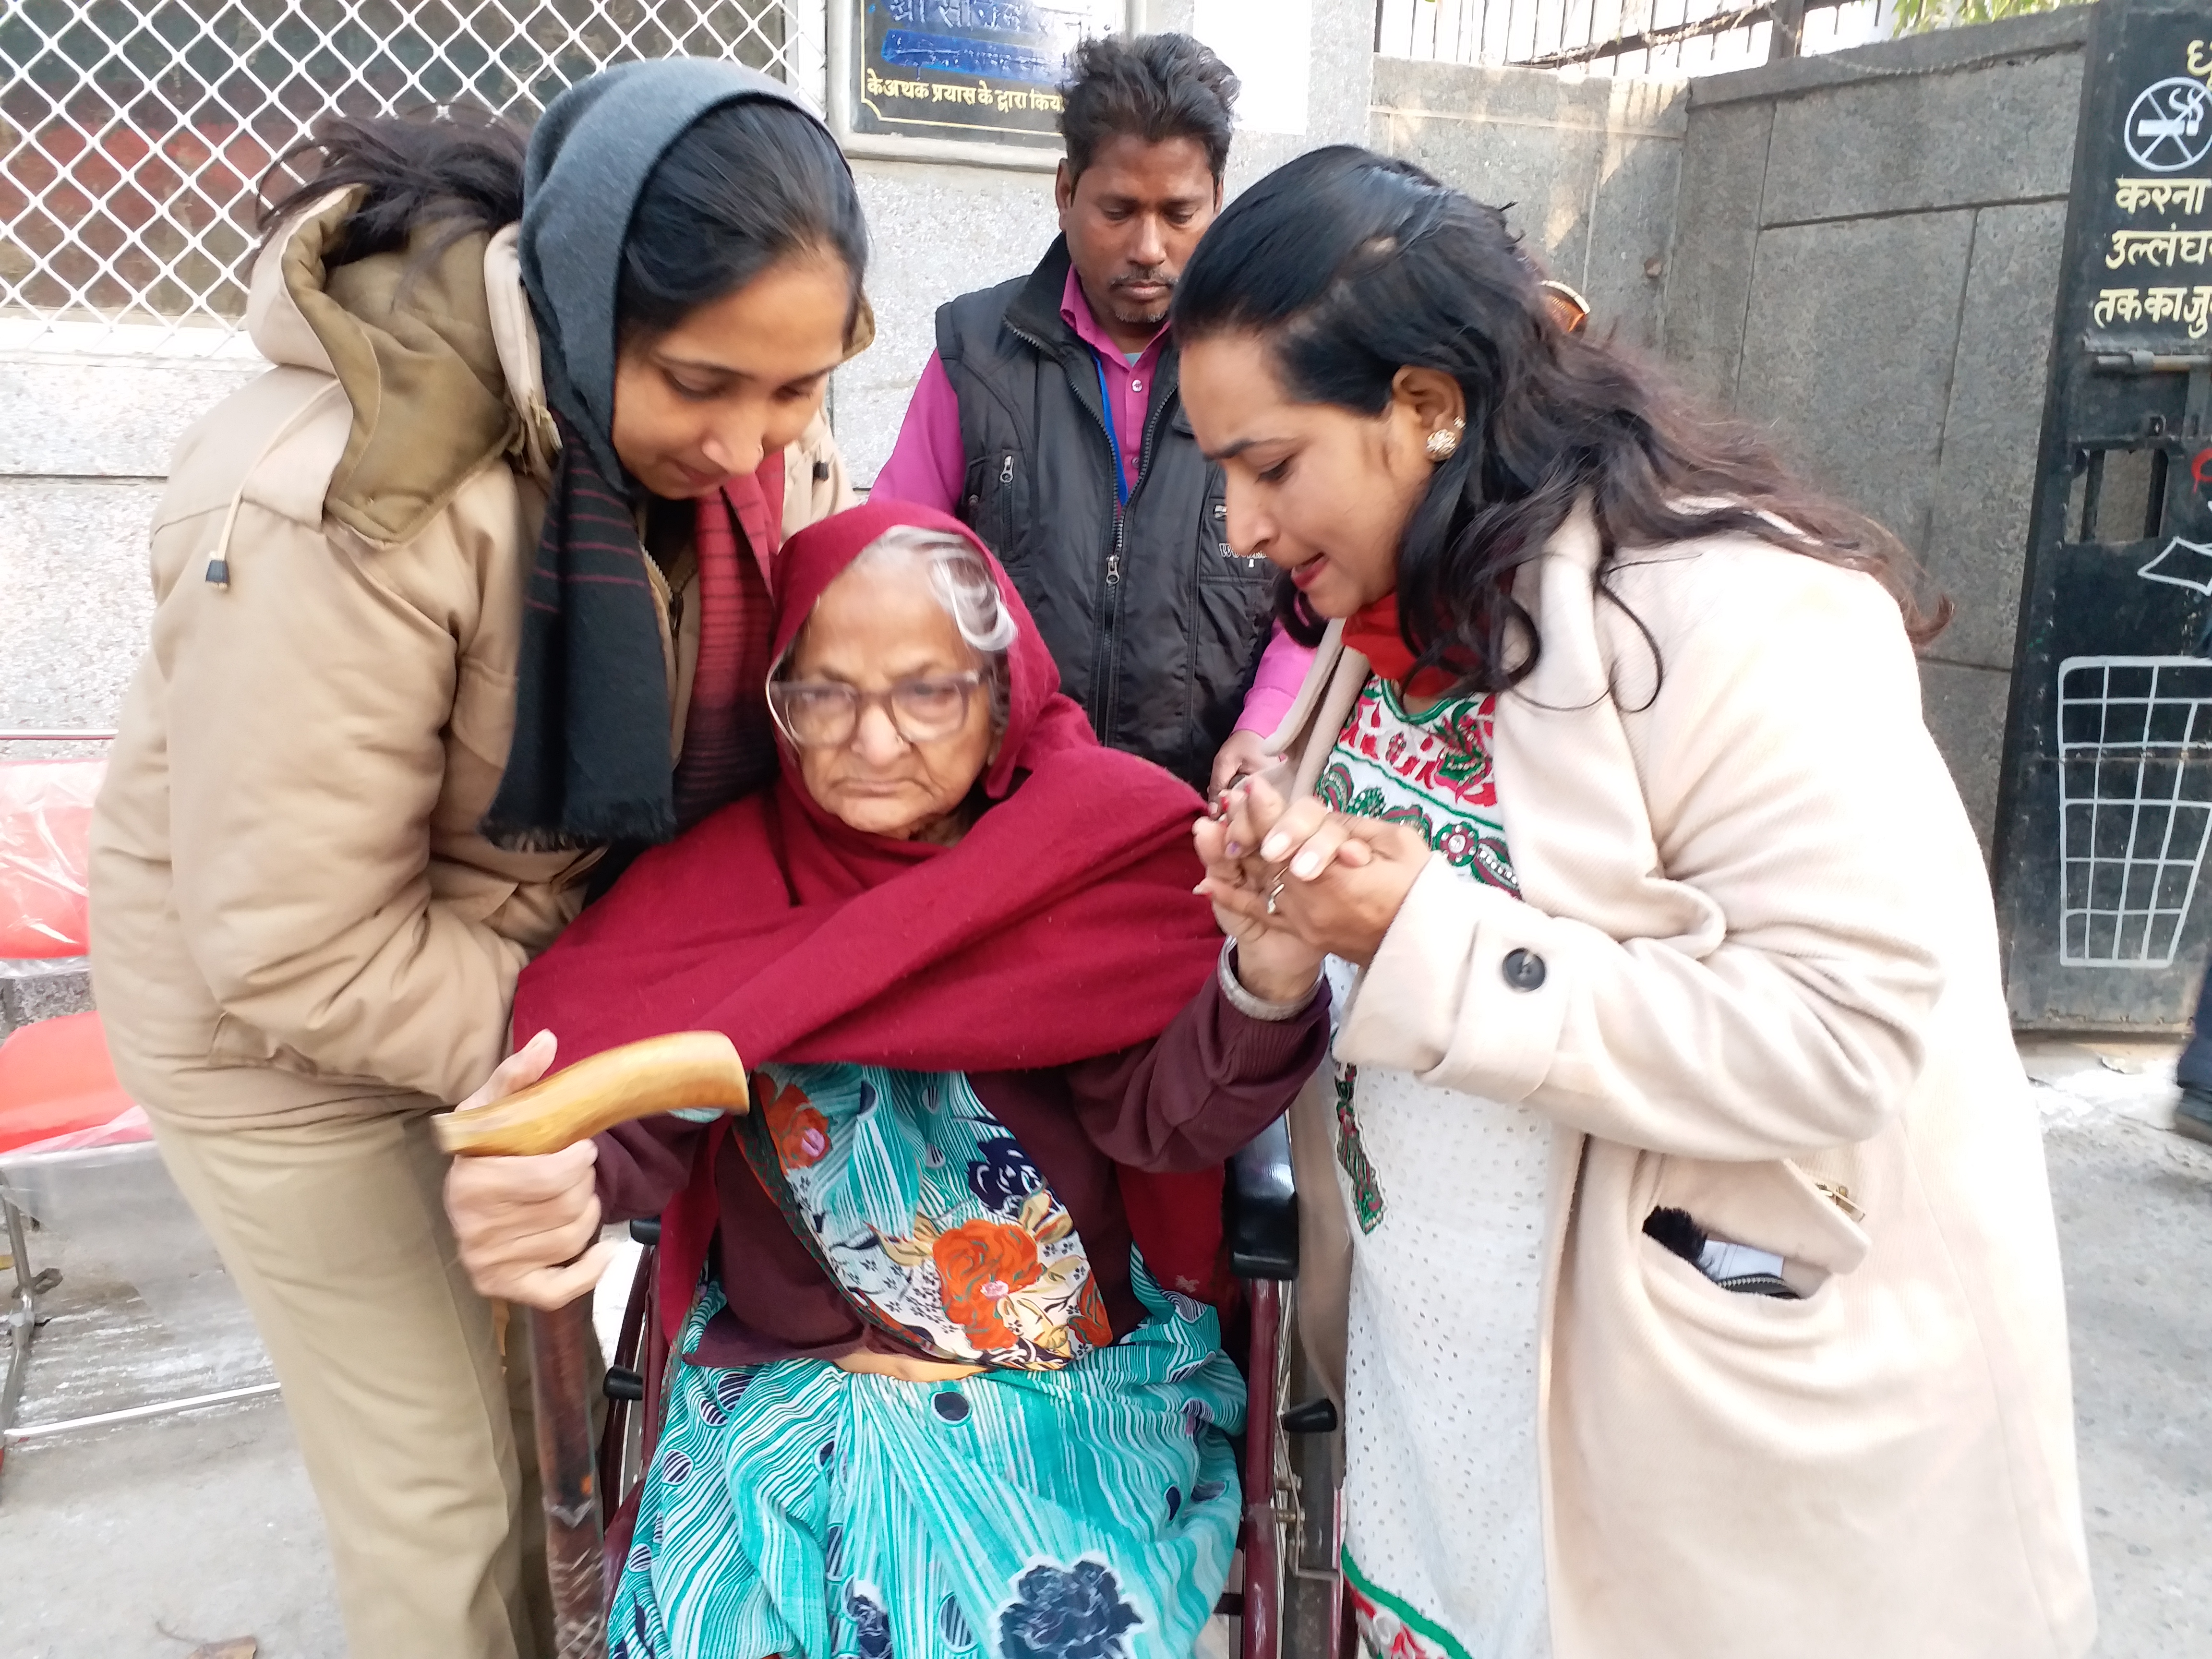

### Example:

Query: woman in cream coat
xmin=1177 ymin=147 xmax=2093 ymax=1659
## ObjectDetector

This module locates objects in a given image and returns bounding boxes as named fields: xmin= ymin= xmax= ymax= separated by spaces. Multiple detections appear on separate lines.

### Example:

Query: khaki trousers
xmin=150 ymin=1104 xmax=557 ymax=1659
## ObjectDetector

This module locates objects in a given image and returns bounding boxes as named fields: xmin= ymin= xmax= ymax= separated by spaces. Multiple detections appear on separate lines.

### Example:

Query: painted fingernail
xmin=1193 ymin=882 xmax=1209 ymax=895
xmin=1292 ymin=852 xmax=1322 ymax=878
xmin=1262 ymin=833 xmax=1290 ymax=859
xmin=1225 ymin=841 xmax=1242 ymax=857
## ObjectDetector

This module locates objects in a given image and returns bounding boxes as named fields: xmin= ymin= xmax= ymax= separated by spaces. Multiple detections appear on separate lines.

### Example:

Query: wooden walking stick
xmin=437 ymin=1032 xmax=751 ymax=1659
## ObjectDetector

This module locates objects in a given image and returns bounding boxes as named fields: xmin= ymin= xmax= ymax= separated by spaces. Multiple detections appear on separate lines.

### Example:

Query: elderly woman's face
xmin=785 ymin=561 xmax=997 ymax=841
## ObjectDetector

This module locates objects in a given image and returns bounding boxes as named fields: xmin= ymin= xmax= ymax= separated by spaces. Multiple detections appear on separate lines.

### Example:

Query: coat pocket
xmin=206 ymin=1010 xmax=368 ymax=1086
xmin=962 ymin=447 xmax=1028 ymax=567
xmin=1643 ymin=1152 xmax=1873 ymax=1299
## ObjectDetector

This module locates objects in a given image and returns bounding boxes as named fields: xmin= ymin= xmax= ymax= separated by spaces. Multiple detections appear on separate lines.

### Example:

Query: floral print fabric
xmin=1317 ymin=676 xmax=1522 ymax=1248
xmin=745 ymin=1062 xmax=1116 ymax=1369
xmin=607 ymin=1263 xmax=1245 ymax=1659
xmin=1316 ymin=677 xmax=1516 ymax=892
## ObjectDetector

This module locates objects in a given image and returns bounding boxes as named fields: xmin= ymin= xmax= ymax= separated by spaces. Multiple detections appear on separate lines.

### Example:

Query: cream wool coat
xmin=1272 ymin=506 xmax=2094 ymax=1658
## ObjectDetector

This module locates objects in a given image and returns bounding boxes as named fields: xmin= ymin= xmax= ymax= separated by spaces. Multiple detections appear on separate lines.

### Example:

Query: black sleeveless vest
xmin=934 ymin=236 xmax=1278 ymax=790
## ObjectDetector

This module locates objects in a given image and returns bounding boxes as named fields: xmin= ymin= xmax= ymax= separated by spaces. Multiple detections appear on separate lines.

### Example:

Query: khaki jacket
xmin=90 ymin=204 xmax=854 ymax=1127
xmin=1273 ymin=506 xmax=2094 ymax=1657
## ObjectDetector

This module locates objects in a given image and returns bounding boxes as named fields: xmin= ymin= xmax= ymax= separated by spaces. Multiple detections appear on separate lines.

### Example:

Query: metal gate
xmin=1994 ymin=0 xmax=2212 ymax=1029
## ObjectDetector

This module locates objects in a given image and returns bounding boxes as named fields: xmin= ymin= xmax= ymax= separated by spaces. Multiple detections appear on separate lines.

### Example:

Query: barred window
xmin=0 ymin=0 xmax=827 ymax=352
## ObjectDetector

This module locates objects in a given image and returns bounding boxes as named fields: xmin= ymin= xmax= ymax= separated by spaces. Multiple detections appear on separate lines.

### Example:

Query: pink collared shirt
xmin=871 ymin=265 xmax=1312 ymax=741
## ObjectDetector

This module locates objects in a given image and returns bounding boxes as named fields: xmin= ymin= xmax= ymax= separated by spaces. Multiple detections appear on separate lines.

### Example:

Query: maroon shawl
xmin=511 ymin=501 xmax=1230 ymax=1334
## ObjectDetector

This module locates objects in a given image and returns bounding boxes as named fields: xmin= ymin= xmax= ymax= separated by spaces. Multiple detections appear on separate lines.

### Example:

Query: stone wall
xmin=0 ymin=351 xmax=259 ymax=742
xmin=1369 ymin=57 xmax=1686 ymax=353
xmin=1657 ymin=9 xmax=2091 ymax=853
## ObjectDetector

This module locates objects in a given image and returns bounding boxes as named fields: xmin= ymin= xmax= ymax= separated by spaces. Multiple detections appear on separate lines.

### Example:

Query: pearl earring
xmin=1425 ymin=417 xmax=1466 ymax=462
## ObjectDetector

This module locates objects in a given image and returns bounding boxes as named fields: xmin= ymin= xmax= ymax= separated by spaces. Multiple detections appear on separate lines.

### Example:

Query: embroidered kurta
xmin=1322 ymin=675 xmax=1552 ymax=1659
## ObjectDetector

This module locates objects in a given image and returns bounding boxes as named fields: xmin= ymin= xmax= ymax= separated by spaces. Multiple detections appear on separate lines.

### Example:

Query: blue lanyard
xmin=1094 ymin=353 xmax=1130 ymax=509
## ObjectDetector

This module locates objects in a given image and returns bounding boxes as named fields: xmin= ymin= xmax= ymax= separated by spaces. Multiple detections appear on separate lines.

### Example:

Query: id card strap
xmin=1094 ymin=353 xmax=1130 ymax=508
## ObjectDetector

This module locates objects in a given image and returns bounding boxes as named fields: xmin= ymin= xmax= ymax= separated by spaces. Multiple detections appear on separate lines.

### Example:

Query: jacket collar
xmin=1004 ymin=235 xmax=1183 ymax=375
xmin=245 ymin=205 xmax=560 ymax=527
xmin=483 ymin=225 xmax=558 ymax=488
xmin=1005 ymin=233 xmax=1082 ymax=354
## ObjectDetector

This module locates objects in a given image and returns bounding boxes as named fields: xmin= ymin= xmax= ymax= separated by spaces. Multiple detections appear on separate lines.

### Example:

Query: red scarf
xmin=511 ymin=502 xmax=1230 ymax=1338
xmin=1341 ymin=593 xmax=1466 ymax=700
xmin=668 ymin=459 xmax=785 ymax=830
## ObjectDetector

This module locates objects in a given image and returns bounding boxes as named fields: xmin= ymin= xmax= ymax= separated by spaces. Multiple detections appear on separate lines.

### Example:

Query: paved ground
xmin=0 ymin=1050 xmax=2207 ymax=1658
xmin=2033 ymin=1051 xmax=2212 ymax=1656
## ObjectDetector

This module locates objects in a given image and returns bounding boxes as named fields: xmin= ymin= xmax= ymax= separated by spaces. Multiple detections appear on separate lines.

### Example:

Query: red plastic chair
xmin=0 ymin=755 xmax=101 ymax=961
xmin=0 ymin=1011 xmax=137 ymax=1158
xmin=0 ymin=743 xmax=134 ymax=1468
xmin=0 ymin=737 xmax=267 ymax=1480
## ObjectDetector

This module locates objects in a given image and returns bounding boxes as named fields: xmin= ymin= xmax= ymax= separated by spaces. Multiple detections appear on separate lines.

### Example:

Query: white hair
xmin=850 ymin=525 xmax=1017 ymax=729
xmin=853 ymin=525 xmax=1019 ymax=655
xmin=772 ymin=525 xmax=1018 ymax=731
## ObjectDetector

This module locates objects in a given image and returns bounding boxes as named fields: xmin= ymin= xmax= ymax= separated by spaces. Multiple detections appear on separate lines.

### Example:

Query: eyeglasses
xmin=768 ymin=672 xmax=987 ymax=749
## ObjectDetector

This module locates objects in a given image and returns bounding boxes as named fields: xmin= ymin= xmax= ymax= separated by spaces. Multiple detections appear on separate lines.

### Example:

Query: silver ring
xmin=1266 ymin=880 xmax=1284 ymax=915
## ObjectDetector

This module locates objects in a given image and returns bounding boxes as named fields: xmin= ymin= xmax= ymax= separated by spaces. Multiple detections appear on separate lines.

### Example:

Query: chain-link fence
xmin=1 ymin=0 xmax=826 ymax=354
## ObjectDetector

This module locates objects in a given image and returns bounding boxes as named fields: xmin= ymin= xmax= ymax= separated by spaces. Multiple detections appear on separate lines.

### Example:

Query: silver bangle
xmin=1218 ymin=938 xmax=1319 ymax=1022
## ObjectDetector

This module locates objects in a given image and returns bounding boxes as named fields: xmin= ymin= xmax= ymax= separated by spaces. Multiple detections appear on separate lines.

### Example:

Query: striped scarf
xmin=481 ymin=406 xmax=784 ymax=852
xmin=672 ymin=460 xmax=785 ymax=830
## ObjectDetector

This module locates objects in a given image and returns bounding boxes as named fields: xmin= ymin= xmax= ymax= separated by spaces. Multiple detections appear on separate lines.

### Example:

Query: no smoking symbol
xmin=2126 ymin=77 xmax=2212 ymax=173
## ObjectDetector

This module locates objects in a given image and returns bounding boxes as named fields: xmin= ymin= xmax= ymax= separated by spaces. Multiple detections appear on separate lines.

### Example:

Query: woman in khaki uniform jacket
xmin=88 ymin=61 xmax=865 ymax=1659
xmin=1179 ymin=149 xmax=2094 ymax=1658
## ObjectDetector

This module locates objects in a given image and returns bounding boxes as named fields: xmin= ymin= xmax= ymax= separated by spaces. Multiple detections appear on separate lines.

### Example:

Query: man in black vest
xmin=872 ymin=32 xmax=1292 ymax=792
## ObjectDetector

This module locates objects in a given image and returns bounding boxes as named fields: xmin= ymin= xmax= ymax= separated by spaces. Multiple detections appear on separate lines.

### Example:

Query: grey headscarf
xmin=518 ymin=57 xmax=819 ymax=485
xmin=483 ymin=60 xmax=853 ymax=852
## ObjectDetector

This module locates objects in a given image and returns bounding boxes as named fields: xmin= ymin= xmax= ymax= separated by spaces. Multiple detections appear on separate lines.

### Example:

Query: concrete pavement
xmin=0 ymin=1051 xmax=2207 ymax=1657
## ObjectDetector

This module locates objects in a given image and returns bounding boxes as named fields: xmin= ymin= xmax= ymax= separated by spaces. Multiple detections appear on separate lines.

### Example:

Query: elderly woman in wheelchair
xmin=444 ymin=501 xmax=1327 ymax=1659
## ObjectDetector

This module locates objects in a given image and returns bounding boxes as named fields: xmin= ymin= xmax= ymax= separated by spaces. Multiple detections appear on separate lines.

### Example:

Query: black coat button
xmin=1502 ymin=949 xmax=1546 ymax=991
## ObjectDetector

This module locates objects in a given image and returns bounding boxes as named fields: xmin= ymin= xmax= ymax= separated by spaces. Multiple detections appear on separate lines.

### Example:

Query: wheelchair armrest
xmin=1226 ymin=1112 xmax=1298 ymax=1282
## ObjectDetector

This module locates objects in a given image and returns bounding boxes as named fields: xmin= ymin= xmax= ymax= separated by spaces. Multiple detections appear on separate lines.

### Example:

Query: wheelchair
xmin=587 ymin=1113 xmax=1350 ymax=1659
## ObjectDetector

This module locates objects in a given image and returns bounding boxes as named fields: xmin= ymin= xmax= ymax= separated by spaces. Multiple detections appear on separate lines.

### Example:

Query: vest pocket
xmin=1193 ymin=473 xmax=1271 ymax=589
xmin=1186 ymin=471 xmax=1280 ymax=759
xmin=962 ymin=448 xmax=1028 ymax=567
xmin=1193 ymin=472 xmax=1276 ymax=680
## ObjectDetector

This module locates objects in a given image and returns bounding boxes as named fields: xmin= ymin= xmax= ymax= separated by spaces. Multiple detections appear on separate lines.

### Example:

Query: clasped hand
xmin=1192 ymin=775 xmax=1429 ymax=969
xmin=442 ymin=1030 xmax=615 ymax=1311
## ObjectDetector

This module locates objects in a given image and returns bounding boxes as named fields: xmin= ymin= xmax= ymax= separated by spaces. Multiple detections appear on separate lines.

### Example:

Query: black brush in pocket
xmin=1643 ymin=1206 xmax=1800 ymax=1299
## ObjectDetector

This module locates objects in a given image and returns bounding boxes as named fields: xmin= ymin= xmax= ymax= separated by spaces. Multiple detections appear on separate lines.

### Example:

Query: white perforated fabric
xmin=1337 ymin=1058 xmax=1552 ymax=1659
xmin=1324 ymin=678 xmax=1552 ymax=1659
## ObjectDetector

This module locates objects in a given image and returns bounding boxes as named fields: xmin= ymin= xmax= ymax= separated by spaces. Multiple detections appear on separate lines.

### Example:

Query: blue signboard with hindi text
xmin=851 ymin=0 xmax=1121 ymax=148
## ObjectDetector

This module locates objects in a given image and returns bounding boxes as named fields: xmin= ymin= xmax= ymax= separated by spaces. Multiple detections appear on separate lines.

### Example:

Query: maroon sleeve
xmin=1068 ymin=968 xmax=1329 ymax=1173
xmin=593 ymin=1114 xmax=713 ymax=1224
